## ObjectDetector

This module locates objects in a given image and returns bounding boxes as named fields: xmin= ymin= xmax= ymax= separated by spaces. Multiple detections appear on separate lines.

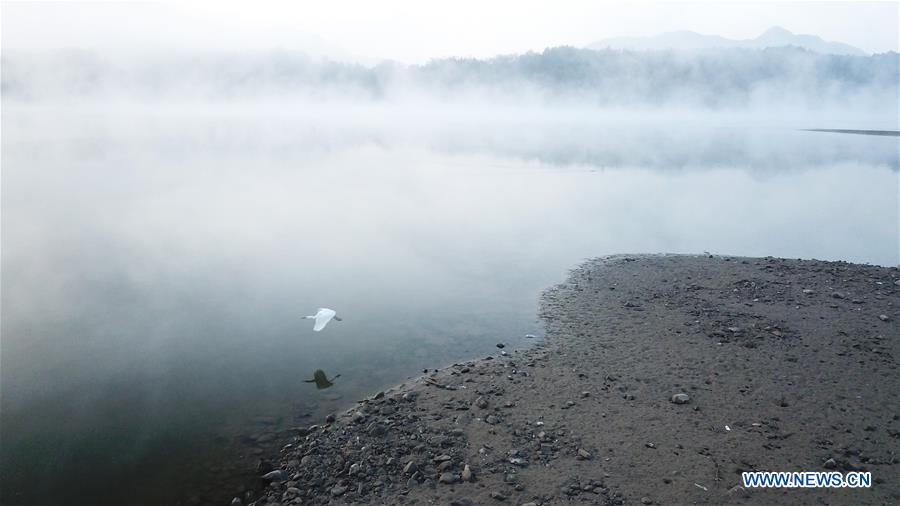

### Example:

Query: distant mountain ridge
xmin=587 ymin=27 xmax=866 ymax=55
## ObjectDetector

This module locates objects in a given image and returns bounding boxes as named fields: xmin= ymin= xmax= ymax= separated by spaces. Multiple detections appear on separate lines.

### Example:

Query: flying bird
xmin=303 ymin=308 xmax=342 ymax=331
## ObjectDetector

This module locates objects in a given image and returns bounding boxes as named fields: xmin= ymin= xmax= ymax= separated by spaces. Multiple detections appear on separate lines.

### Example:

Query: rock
xmin=231 ymin=498 xmax=242 ymax=506
xmin=438 ymin=460 xmax=454 ymax=471
xmin=879 ymin=314 xmax=890 ymax=322
xmin=381 ymin=405 xmax=395 ymax=415
xmin=461 ymin=464 xmax=473 ymax=482
xmin=641 ymin=497 xmax=653 ymax=505
xmin=581 ymin=391 xmax=591 ymax=398
xmin=524 ymin=334 xmax=536 ymax=338
xmin=325 ymin=413 xmax=336 ymax=423
xmin=434 ymin=454 xmax=452 ymax=462
xmin=832 ymin=291 xmax=845 ymax=299
xmin=671 ymin=393 xmax=691 ymax=404
xmin=300 ymin=455 xmax=313 ymax=466
xmin=824 ymin=458 xmax=837 ymax=469
xmin=727 ymin=485 xmax=751 ymax=498
xmin=490 ymin=491 xmax=508 ymax=501
xmin=577 ymin=448 xmax=593 ymax=460
xmin=439 ymin=472 xmax=458 ymax=484
xmin=474 ymin=396 xmax=489 ymax=409
xmin=349 ymin=463 xmax=360 ymax=476
xmin=496 ymin=343 xmax=506 ymax=349
xmin=261 ymin=470 xmax=289 ymax=482
xmin=485 ymin=415 xmax=499 ymax=425
xmin=403 ymin=461 xmax=418 ymax=474
xmin=256 ymin=459 xmax=273 ymax=474
xmin=351 ymin=411 xmax=367 ymax=424
xmin=802 ymin=289 xmax=814 ymax=294
xmin=331 ymin=485 xmax=347 ymax=496
xmin=508 ymin=457 xmax=528 ymax=466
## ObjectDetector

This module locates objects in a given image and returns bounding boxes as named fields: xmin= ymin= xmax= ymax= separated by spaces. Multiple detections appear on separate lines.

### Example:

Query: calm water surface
xmin=2 ymin=105 xmax=898 ymax=505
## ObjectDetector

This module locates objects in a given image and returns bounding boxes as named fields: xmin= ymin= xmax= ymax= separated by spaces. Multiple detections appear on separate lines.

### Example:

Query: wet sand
xmin=239 ymin=255 xmax=898 ymax=505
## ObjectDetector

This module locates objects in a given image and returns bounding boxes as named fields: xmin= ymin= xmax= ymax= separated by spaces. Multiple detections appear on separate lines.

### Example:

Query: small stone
xmin=832 ymin=291 xmax=845 ymax=299
xmin=256 ymin=459 xmax=273 ymax=474
xmin=524 ymin=334 xmax=536 ymax=338
xmin=485 ymin=415 xmax=499 ymax=425
xmin=824 ymin=458 xmax=837 ymax=469
xmin=438 ymin=460 xmax=454 ymax=471
xmin=879 ymin=314 xmax=890 ymax=322
xmin=404 ymin=461 xmax=418 ymax=474
xmin=577 ymin=448 xmax=592 ymax=460
xmin=671 ymin=393 xmax=691 ymax=404
xmin=490 ymin=491 xmax=508 ymax=501
xmin=381 ymin=405 xmax=395 ymax=415
xmin=727 ymin=485 xmax=751 ymax=498
xmin=461 ymin=464 xmax=473 ymax=482
xmin=475 ymin=396 xmax=489 ymax=409
xmin=802 ymin=289 xmax=814 ymax=294
xmin=434 ymin=454 xmax=452 ymax=462
xmin=231 ymin=498 xmax=242 ymax=506
xmin=439 ymin=472 xmax=458 ymax=484
xmin=496 ymin=343 xmax=505 ymax=349
xmin=331 ymin=485 xmax=347 ymax=496
xmin=261 ymin=469 xmax=288 ymax=482
xmin=508 ymin=457 xmax=528 ymax=466
xmin=641 ymin=497 xmax=653 ymax=505
xmin=581 ymin=391 xmax=591 ymax=398
xmin=325 ymin=413 xmax=336 ymax=423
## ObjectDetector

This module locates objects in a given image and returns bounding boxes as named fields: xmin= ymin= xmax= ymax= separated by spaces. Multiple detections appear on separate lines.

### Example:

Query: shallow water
xmin=2 ymin=104 xmax=898 ymax=504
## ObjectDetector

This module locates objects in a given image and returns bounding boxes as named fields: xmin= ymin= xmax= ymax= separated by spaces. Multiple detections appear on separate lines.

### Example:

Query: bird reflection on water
xmin=304 ymin=369 xmax=340 ymax=389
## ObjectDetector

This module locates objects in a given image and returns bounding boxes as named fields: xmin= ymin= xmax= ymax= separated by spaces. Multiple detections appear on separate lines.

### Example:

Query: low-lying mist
xmin=3 ymin=46 xmax=899 ymax=113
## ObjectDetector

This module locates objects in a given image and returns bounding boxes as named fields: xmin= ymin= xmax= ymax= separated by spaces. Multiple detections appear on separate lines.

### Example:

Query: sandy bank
xmin=239 ymin=255 xmax=898 ymax=506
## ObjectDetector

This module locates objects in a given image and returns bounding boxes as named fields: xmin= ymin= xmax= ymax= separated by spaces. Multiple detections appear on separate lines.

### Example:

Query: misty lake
xmin=2 ymin=104 xmax=898 ymax=505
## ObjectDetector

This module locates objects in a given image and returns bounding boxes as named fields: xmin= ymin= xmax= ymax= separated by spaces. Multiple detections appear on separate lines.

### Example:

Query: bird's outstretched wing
xmin=313 ymin=308 xmax=336 ymax=331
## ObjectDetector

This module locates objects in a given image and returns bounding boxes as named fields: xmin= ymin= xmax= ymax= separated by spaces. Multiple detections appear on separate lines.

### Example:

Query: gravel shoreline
xmin=237 ymin=255 xmax=898 ymax=506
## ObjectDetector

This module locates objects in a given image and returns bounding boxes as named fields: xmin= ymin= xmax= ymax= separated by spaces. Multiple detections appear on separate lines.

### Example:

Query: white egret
xmin=303 ymin=308 xmax=342 ymax=331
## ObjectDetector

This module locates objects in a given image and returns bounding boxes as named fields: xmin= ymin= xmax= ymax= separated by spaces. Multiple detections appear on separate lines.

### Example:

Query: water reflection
xmin=305 ymin=370 xmax=340 ymax=390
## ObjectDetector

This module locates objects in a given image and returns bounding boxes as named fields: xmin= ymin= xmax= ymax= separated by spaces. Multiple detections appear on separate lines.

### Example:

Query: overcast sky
xmin=2 ymin=1 xmax=897 ymax=63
